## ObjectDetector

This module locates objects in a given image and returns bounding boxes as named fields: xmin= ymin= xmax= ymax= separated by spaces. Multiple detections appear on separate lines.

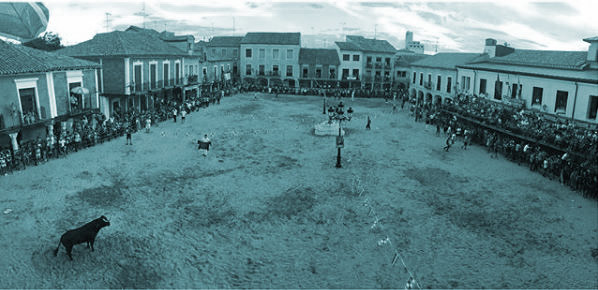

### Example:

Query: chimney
xmin=583 ymin=36 xmax=598 ymax=62
xmin=483 ymin=38 xmax=497 ymax=57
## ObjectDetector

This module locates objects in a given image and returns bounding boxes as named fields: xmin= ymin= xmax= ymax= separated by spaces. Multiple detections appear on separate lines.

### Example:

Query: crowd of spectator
xmin=0 ymin=87 xmax=232 ymax=176
xmin=429 ymin=93 xmax=598 ymax=199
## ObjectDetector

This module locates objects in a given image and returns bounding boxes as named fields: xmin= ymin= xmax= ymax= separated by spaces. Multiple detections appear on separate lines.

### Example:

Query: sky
xmin=40 ymin=0 xmax=598 ymax=53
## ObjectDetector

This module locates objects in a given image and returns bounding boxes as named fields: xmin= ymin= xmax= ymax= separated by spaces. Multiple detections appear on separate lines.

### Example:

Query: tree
xmin=22 ymin=32 xmax=64 ymax=51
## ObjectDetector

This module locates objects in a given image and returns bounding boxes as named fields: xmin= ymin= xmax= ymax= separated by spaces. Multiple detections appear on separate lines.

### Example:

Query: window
xmin=446 ymin=77 xmax=452 ymax=93
xmin=353 ymin=55 xmax=359 ymax=61
xmin=511 ymin=83 xmax=519 ymax=98
xmin=246 ymin=64 xmax=252 ymax=75
xmin=259 ymin=65 xmax=265 ymax=76
xmin=342 ymin=69 xmax=349 ymax=79
xmin=376 ymin=57 xmax=381 ymax=62
xmin=479 ymin=79 xmax=487 ymax=94
xmin=202 ymin=67 xmax=207 ymax=78
xmin=352 ymin=69 xmax=359 ymax=79
xmin=175 ymin=62 xmax=180 ymax=84
xmin=286 ymin=65 xmax=293 ymax=77
xmin=233 ymin=49 xmax=238 ymax=56
xmin=149 ymin=63 xmax=157 ymax=89
xmin=272 ymin=65 xmax=279 ymax=76
xmin=367 ymin=56 xmax=372 ymax=64
xmin=532 ymin=87 xmax=543 ymax=105
xmin=436 ymin=75 xmax=441 ymax=91
xmin=555 ymin=91 xmax=568 ymax=112
xmin=402 ymin=71 xmax=406 ymax=77
xmin=316 ymin=67 xmax=322 ymax=78
xmin=163 ymin=63 xmax=169 ymax=86
xmin=259 ymin=48 xmax=265 ymax=59
xmin=427 ymin=74 xmax=431 ymax=84
xmin=343 ymin=54 xmax=350 ymax=61
xmin=302 ymin=67 xmax=308 ymax=78
xmin=245 ymin=48 xmax=252 ymax=58
xmin=222 ymin=49 xmax=227 ymax=57
xmin=18 ymin=87 xmax=37 ymax=118
xmin=385 ymin=58 xmax=390 ymax=65
xmin=211 ymin=48 xmax=216 ymax=56
xmin=134 ymin=64 xmax=142 ymax=91
xmin=494 ymin=81 xmax=502 ymax=100
xmin=413 ymin=72 xmax=416 ymax=84
xmin=287 ymin=49 xmax=293 ymax=59
xmin=329 ymin=68 xmax=336 ymax=79
xmin=588 ymin=95 xmax=598 ymax=119
xmin=273 ymin=49 xmax=279 ymax=59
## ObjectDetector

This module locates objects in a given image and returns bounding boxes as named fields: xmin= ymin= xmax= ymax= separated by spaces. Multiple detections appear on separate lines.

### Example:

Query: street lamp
xmin=328 ymin=101 xmax=354 ymax=168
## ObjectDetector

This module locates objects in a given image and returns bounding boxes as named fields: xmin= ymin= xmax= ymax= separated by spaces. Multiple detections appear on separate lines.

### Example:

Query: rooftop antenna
xmin=105 ymin=12 xmax=111 ymax=32
xmin=233 ymin=17 xmax=235 ymax=36
xmin=435 ymin=38 xmax=438 ymax=53
xmin=138 ymin=1 xmax=149 ymax=29
xmin=374 ymin=24 xmax=377 ymax=39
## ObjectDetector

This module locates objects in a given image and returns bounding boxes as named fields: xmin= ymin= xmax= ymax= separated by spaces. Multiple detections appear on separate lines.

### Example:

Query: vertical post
xmin=8 ymin=132 xmax=19 ymax=152
xmin=336 ymin=120 xmax=342 ymax=168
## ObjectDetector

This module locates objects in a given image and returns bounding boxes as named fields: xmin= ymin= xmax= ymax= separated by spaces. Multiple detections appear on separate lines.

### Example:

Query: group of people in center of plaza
xmin=0 ymin=86 xmax=232 ymax=176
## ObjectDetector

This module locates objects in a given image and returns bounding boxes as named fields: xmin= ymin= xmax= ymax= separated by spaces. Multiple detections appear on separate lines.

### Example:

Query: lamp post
xmin=328 ymin=101 xmax=354 ymax=168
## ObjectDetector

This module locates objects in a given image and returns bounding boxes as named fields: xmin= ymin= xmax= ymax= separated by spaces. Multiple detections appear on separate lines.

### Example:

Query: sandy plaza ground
xmin=0 ymin=93 xmax=597 ymax=288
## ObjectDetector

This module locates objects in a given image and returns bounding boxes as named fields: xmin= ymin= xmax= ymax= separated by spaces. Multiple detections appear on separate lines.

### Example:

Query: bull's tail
xmin=53 ymin=237 xmax=62 ymax=256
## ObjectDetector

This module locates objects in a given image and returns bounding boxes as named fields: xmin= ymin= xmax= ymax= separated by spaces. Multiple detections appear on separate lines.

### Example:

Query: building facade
xmin=57 ymin=30 xmax=187 ymax=117
xmin=405 ymin=31 xmax=425 ymax=54
xmin=344 ymin=35 xmax=397 ymax=90
xmin=457 ymin=37 xmax=598 ymax=123
xmin=298 ymin=48 xmax=340 ymax=88
xmin=409 ymin=52 xmax=487 ymax=105
xmin=0 ymin=40 xmax=101 ymax=150
xmin=205 ymin=36 xmax=242 ymax=84
xmin=335 ymin=41 xmax=363 ymax=88
xmin=240 ymin=32 xmax=301 ymax=87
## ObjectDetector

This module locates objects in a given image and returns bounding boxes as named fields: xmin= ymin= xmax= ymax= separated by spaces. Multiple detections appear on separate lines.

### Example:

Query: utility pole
xmin=374 ymin=24 xmax=377 ymax=39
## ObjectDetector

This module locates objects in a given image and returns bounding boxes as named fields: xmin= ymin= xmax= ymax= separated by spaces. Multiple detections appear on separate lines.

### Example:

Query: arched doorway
xmin=284 ymin=79 xmax=296 ymax=88
xmin=409 ymin=88 xmax=416 ymax=98
xmin=425 ymin=93 xmax=433 ymax=104
xmin=434 ymin=95 xmax=442 ymax=106
xmin=417 ymin=91 xmax=424 ymax=104
xmin=257 ymin=78 xmax=268 ymax=87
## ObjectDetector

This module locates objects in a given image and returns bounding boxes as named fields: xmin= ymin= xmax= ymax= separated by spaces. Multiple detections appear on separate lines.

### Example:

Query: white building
xmin=405 ymin=31 xmax=424 ymax=54
xmin=457 ymin=37 xmax=598 ymax=124
xmin=409 ymin=52 xmax=487 ymax=105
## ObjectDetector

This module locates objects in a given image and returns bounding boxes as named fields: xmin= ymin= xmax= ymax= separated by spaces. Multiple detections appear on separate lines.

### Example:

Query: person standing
xmin=198 ymin=134 xmax=212 ymax=156
xmin=366 ymin=116 xmax=371 ymax=130
xmin=462 ymin=130 xmax=470 ymax=150
xmin=172 ymin=107 xmax=178 ymax=123
xmin=443 ymin=135 xmax=452 ymax=152
xmin=145 ymin=116 xmax=151 ymax=133
xmin=125 ymin=127 xmax=132 ymax=145
xmin=181 ymin=108 xmax=187 ymax=124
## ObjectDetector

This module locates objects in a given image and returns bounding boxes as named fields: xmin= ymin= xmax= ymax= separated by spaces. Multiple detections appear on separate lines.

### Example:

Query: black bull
xmin=54 ymin=216 xmax=110 ymax=260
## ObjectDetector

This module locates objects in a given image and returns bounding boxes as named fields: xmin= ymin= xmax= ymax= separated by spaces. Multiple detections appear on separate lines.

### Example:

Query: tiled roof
xmin=298 ymin=48 xmax=340 ymax=65
xmin=0 ymin=40 xmax=100 ymax=75
xmin=335 ymin=41 xmax=360 ymax=51
xmin=241 ymin=32 xmax=300 ymax=45
xmin=208 ymin=36 xmax=243 ymax=47
xmin=345 ymin=35 xmax=396 ymax=53
xmin=411 ymin=52 xmax=487 ymax=69
xmin=56 ymin=30 xmax=186 ymax=57
xmin=457 ymin=62 xmax=598 ymax=84
xmin=486 ymin=49 xmax=588 ymax=70
xmin=395 ymin=54 xmax=430 ymax=66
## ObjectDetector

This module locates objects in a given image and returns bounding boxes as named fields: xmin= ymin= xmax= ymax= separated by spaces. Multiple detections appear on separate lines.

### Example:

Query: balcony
xmin=187 ymin=74 xmax=199 ymax=84
xmin=366 ymin=63 xmax=373 ymax=68
xmin=375 ymin=63 xmax=382 ymax=69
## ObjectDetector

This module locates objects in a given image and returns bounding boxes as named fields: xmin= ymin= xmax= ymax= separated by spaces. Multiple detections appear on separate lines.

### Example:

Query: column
xmin=9 ymin=132 xmax=19 ymax=152
xmin=47 ymin=123 xmax=54 ymax=137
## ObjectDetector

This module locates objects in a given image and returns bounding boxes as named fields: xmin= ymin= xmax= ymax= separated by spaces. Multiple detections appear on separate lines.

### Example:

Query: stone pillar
xmin=47 ymin=123 xmax=54 ymax=138
xmin=9 ymin=132 xmax=19 ymax=152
